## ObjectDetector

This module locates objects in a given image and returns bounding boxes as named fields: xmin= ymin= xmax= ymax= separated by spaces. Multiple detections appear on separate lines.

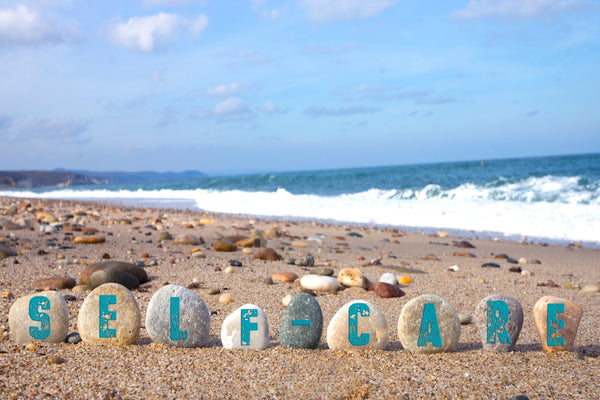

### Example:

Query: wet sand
xmin=1 ymin=197 xmax=599 ymax=399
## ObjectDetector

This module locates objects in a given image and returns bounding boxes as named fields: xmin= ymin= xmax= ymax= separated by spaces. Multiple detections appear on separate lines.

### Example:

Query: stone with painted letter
xmin=145 ymin=284 xmax=211 ymax=347
xmin=326 ymin=300 xmax=388 ymax=350
xmin=221 ymin=304 xmax=269 ymax=350
xmin=533 ymin=295 xmax=582 ymax=352
xmin=398 ymin=294 xmax=460 ymax=354
xmin=78 ymin=283 xmax=141 ymax=345
xmin=474 ymin=294 xmax=523 ymax=352
xmin=8 ymin=291 xmax=69 ymax=343
xmin=280 ymin=293 xmax=323 ymax=349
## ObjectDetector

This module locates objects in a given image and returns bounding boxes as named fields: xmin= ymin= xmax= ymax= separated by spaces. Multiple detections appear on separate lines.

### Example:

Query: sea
xmin=1 ymin=153 xmax=599 ymax=246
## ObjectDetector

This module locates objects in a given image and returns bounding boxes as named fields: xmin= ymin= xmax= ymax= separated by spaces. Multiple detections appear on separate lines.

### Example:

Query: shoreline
xmin=1 ymin=196 xmax=599 ymax=399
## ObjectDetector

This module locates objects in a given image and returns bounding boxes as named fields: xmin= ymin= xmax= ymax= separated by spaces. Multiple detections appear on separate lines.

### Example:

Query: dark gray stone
xmin=295 ymin=256 xmax=315 ymax=267
xmin=280 ymin=293 xmax=323 ymax=349
xmin=66 ymin=332 xmax=82 ymax=344
xmin=473 ymin=294 xmax=523 ymax=352
xmin=87 ymin=269 xmax=140 ymax=291
xmin=0 ymin=244 xmax=17 ymax=259
xmin=481 ymin=263 xmax=501 ymax=268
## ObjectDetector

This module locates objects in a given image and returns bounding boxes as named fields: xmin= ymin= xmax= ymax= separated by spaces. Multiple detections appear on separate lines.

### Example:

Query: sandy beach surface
xmin=0 ymin=196 xmax=599 ymax=399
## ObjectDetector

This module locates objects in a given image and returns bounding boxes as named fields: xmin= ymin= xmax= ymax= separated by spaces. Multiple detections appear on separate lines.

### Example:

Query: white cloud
xmin=299 ymin=0 xmax=394 ymax=22
xmin=450 ymin=0 xmax=595 ymax=21
xmin=0 ymin=5 xmax=69 ymax=45
xmin=20 ymin=117 xmax=89 ymax=142
xmin=206 ymin=83 xmax=244 ymax=97
xmin=107 ymin=13 xmax=208 ymax=52
xmin=260 ymin=100 xmax=288 ymax=114
xmin=191 ymin=97 xmax=255 ymax=122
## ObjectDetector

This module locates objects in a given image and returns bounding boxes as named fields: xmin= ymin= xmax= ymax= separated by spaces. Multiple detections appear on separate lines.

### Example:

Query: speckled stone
xmin=310 ymin=268 xmax=334 ymax=276
xmin=78 ymin=283 xmax=141 ymax=345
xmin=221 ymin=304 xmax=269 ymax=350
xmin=8 ymin=291 xmax=69 ymax=343
xmin=87 ymin=269 xmax=140 ymax=291
xmin=337 ymin=268 xmax=371 ymax=289
xmin=533 ymin=295 xmax=582 ymax=352
xmin=80 ymin=261 xmax=147 ymax=285
xmin=145 ymin=284 xmax=210 ymax=347
xmin=473 ymin=294 xmax=523 ymax=352
xmin=326 ymin=300 xmax=388 ymax=350
xmin=398 ymin=294 xmax=460 ymax=354
xmin=280 ymin=293 xmax=323 ymax=349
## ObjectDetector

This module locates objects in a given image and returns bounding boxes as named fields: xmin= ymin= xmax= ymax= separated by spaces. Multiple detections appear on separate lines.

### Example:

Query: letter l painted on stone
xmin=418 ymin=303 xmax=442 ymax=347
xmin=487 ymin=300 xmax=511 ymax=344
xmin=170 ymin=297 xmax=188 ymax=341
xmin=241 ymin=309 xmax=258 ymax=346
xmin=547 ymin=303 xmax=565 ymax=347
xmin=99 ymin=295 xmax=117 ymax=338
xmin=348 ymin=303 xmax=370 ymax=346
xmin=28 ymin=296 xmax=51 ymax=340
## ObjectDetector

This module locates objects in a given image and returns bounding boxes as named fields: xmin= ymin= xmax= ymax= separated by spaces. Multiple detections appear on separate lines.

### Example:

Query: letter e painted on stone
xmin=170 ymin=297 xmax=188 ymax=341
xmin=28 ymin=296 xmax=51 ymax=340
xmin=348 ymin=303 xmax=370 ymax=346
xmin=547 ymin=303 xmax=565 ymax=347
xmin=241 ymin=308 xmax=258 ymax=346
xmin=418 ymin=303 xmax=442 ymax=347
xmin=486 ymin=300 xmax=511 ymax=344
xmin=99 ymin=295 xmax=117 ymax=338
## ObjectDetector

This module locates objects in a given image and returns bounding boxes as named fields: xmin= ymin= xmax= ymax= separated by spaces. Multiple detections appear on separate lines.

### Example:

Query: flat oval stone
xmin=310 ymin=268 xmax=334 ymax=276
xmin=87 ymin=269 xmax=140 ymax=291
xmin=300 ymin=275 xmax=340 ymax=292
xmin=326 ymin=300 xmax=388 ymax=350
xmin=337 ymin=268 xmax=371 ymax=289
xmin=78 ymin=283 xmax=141 ymax=345
xmin=172 ymin=234 xmax=202 ymax=245
xmin=145 ymin=284 xmax=210 ymax=347
xmin=280 ymin=293 xmax=323 ymax=349
xmin=398 ymin=294 xmax=460 ymax=354
xmin=272 ymin=272 xmax=298 ymax=283
xmin=254 ymin=248 xmax=281 ymax=261
xmin=32 ymin=277 xmax=76 ymax=290
xmin=474 ymin=294 xmax=523 ymax=352
xmin=0 ymin=244 xmax=17 ymax=259
xmin=368 ymin=282 xmax=405 ymax=298
xmin=8 ymin=291 xmax=69 ymax=343
xmin=533 ymin=295 xmax=583 ymax=352
xmin=221 ymin=304 xmax=269 ymax=350
xmin=81 ymin=261 xmax=147 ymax=285
xmin=214 ymin=241 xmax=237 ymax=252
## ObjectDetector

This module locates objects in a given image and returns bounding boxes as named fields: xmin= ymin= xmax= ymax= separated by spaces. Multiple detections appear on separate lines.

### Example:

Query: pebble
xmin=8 ymin=291 xmax=70 ymax=343
xmin=221 ymin=304 xmax=269 ymax=350
xmin=453 ymin=252 xmax=476 ymax=258
xmin=368 ymin=282 xmax=405 ymax=298
xmin=78 ymin=283 xmax=141 ymax=345
xmin=458 ymin=313 xmax=472 ymax=325
xmin=219 ymin=293 xmax=234 ymax=304
xmin=448 ymin=265 xmax=459 ymax=272
xmin=0 ymin=244 xmax=18 ymax=259
xmin=337 ymin=268 xmax=371 ymax=289
xmin=280 ymin=293 xmax=323 ymax=349
xmin=378 ymin=272 xmax=397 ymax=285
xmin=272 ymin=272 xmax=298 ymax=283
xmin=326 ymin=300 xmax=388 ymax=350
xmin=397 ymin=294 xmax=461 ymax=354
xmin=87 ymin=269 xmax=140 ymax=291
xmin=295 ymin=256 xmax=315 ymax=267
xmin=242 ymin=248 xmax=253 ymax=255
xmin=32 ymin=277 xmax=76 ymax=290
xmin=285 ymin=258 xmax=296 ymax=265
xmin=229 ymin=259 xmax=243 ymax=267
xmin=74 ymin=235 xmax=105 ymax=244
xmin=145 ymin=284 xmax=211 ymax=347
xmin=281 ymin=294 xmax=293 ymax=306
xmin=214 ymin=241 xmax=237 ymax=252
xmin=310 ymin=268 xmax=334 ymax=276
xmin=66 ymin=332 xmax=81 ymax=344
xmin=224 ymin=266 xmax=235 ymax=274
xmin=454 ymin=240 xmax=475 ymax=248
xmin=254 ymin=248 xmax=281 ymax=261
xmin=481 ymin=263 xmax=501 ymax=268
xmin=81 ymin=261 xmax=148 ymax=285
xmin=533 ymin=295 xmax=583 ymax=352
xmin=347 ymin=232 xmax=363 ymax=238
xmin=474 ymin=295 xmax=523 ymax=352
xmin=207 ymin=288 xmax=221 ymax=295
xmin=300 ymin=275 xmax=340 ymax=292
xmin=398 ymin=275 xmax=411 ymax=284
xmin=172 ymin=234 xmax=202 ymax=245
xmin=292 ymin=241 xmax=308 ymax=248
xmin=581 ymin=284 xmax=600 ymax=293
xmin=518 ymin=257 xmax=527 ymax=264
xmin=47 ymin=355 xmax=66 ymax=365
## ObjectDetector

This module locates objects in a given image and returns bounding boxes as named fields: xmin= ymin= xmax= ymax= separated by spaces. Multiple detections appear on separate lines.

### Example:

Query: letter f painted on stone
xmin=241 ymin=308 xmax=258 ymax=346
xmin=418 ymin=303 xmax=442 ymax=347
xmin=348 ymin=303 xmax=371 ymax=346
xmin=487 ymin=300 xmax=511 ymax=344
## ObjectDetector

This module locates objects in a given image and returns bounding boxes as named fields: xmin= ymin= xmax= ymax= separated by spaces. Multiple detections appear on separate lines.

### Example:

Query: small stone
xmin=448 ymin=265 xmax=459 ymax=272
xmin=482 ymin=263 xmax=501 ymax=268
xmin=229 ymin=259 xmax=243 ymax=267
xmin=221 ymin=304 xmax=269 ymax=349
xmin=474 ymin=294 xmax=524 ymax=352
xmin=172 ymin=234 xmax=203 ymax=245
xmin=397 ymin=294 xmax=460 ymax=354
xmin=272 ymin=272 xmax=298 ymax=283
xmin=295 ymin=256 xmax=315 ymax=267
xmin=563 ymin=282 xmax=580 ymax=289
xmin=285 ymin=258 xmax=296 ymax=265
xmin=87 ymin=269 xmax=140 ymax=291
xmin=242 ymin=248 xmax=252 ymax=255
xmin=292 ymin=241 xmax=308 ymax=248
xmin=398 ymin=276 xmax=411 ymax=284
xmin=81 ymin=261 xmax=148 ymax=285
xmin=338 ymin=268 xmax=371 ymax=289
xmin=157 ymin=232 xmax=173 ymax=241
xmin=32 ymin=277 xmax=76 ymax=290
xmin=66 ymin=332 xmax=81 ymax=344
xmin=264 ymin=228 xmax=280 ymax=238
xmin=224 ymin=266 xmax=235 ymax=274
xmin=454 ymin=240 xmax=475 ymax=248
xmin=347 ymin=232 xmax=363 ymax=238
xmin=214 ymin=241 xmax=237 ymax=252
xmin=236 ymin=237 xmax=262 ymax=248
xmin=494 ymin=253 xmax=509 ymax=259
xmin=207 ymin=288 xmax=221 ymax=295
xmin=368 ymin=282 xmax=405 ymax=298
xmin=310 ymin=268 xmax=334 ymax=276
xmin=78 ymin=283 xmax=141 ymax=345
xmin=145 ymin=284 xmax=211 ymax=347
xmin=518 ymin=257 xmax=527 ymax=264
xmin=378 ymin=272 xmax=397 ymax=285
xmin=458 ymin=313 xmax=472 ymax=325
xmin=219 ymin=293 xmax=234 ymax=304
xmin=326 ymin=300 xmax=388 ymax=350
xmin=0 ymin=244 xmax=18 ymax=259
xmin=581 ymin=284 xmax=600 ymax=293
xmin=263 ymin=277 xmax=273 ymax=285
xmin=300 ymin=275 xmax=340 ymax=292
xmin=281 ymin=293 xmax=323 ymax=349
xmin=437 ymin=231 xmax=448 ymax=238
xmin=8 ymin=291 xmax=70 ymax=343
xmin=533 ymin=295 xmax=583 ymax=352
xmin=74 ymin=236 xmax=105 ymax=244
xmin=453 ymin=252 xmax=476 ymax=258
xmin=281 ymin=294 xmax=293 ymax=306
xmin=254 ymin=248 xmax=281 ymax=261
xmin=521 ymin=270 xmax=533 ymax=277
xmin=47 ymin=355 xmax=66 ymax=365
xmin=529 ymin=259 xmax=542 ymax=265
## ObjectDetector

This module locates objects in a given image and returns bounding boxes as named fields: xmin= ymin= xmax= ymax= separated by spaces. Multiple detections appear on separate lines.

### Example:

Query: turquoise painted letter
xmin=418 ymin=303 xmax=442 ymax=347
xmin=487 ymin=300 xmax=511 ymax=344
xmin=348 ymin=303 xmax=370 ymax=346
xmin=547 ymin=303 xmax=565 ymax=347
xmin=241 ymin=309 xmax=258 ymax=346
xmin=99 ymin=295 xmax=117 ymax=338
xmin=170 ymin=297 xmax=188 ymax=341
xmin=28 ymin=296 xmax=51 ymax=340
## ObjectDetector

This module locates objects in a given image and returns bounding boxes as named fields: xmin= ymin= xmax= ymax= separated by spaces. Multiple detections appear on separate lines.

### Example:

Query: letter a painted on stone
xmin=487 ymin=300 xmax=511 ymax=344
xmin=348 ymin=303 xmax=370 ymax=346
xmin=241 ymin=308 xmax=258 ymax=346
xmin=99 ymin=295 xmax=117 ymax=338
xmin=547 ymin=303 xmax=565 ymax=347
xmin=170 ymin=297 xmax=188 ymax=341
xmin=28 ymin=296 xmax=51 ymax=340
xmin=418 ymin=303 xmax=442 ymax=347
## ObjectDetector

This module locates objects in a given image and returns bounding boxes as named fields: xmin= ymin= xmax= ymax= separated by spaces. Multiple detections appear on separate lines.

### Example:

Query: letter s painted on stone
xmin=28 ymin=296 xmax=51 ymax=340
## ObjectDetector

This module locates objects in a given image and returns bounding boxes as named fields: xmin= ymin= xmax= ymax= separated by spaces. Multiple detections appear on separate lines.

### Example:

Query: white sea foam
xmin=1 ymin=177 xmax=599 ymax=243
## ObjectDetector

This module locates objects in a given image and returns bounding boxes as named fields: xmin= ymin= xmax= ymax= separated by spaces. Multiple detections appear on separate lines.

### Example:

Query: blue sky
xmin=0 ymin=0 xmax=598 ymax=174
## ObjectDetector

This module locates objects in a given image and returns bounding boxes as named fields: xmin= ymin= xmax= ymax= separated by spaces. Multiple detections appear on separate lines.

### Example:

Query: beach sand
xmin=0 ymin=197 xmax=599 ymax=399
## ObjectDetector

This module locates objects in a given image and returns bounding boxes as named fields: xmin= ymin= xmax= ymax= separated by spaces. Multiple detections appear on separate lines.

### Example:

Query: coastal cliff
xmin=0 ymin=171 xmax=107 ymax=189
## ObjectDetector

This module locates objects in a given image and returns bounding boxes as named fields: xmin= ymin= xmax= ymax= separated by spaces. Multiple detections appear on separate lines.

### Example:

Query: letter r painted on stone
xmin=547 ymin=303 xmax=565 ymax=347
xmin=241 ymin=308 xmax=258 ymax=346
xmin=170 ymin=297 xmax=188 ymax=341
xmin=28 ymin=296 xmax=51 ymax=340
xmin=348 ymin=303 xmax=370 ymax=346
xmin=418 ymin=303 xmax=442 ymax=347
xmin=99 ymin=295 xmax=117 ymax=338
xmin=486 ymin=300 xmax=511 ymax=344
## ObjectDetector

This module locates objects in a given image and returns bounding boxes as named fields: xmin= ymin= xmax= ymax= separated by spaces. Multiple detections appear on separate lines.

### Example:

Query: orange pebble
xmin=398 ymin=275 xmax=411 ymax=284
